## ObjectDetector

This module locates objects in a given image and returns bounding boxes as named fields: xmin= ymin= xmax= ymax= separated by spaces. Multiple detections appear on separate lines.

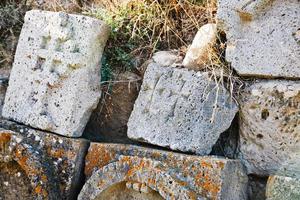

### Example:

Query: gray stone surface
xmin=266 ymin=175 xmax=300 ymax=200
xmin=127 ymin=63 xmax=238 ymax=154
xmin=217 ymin=0 xmax=300 ymax=78
xmin=2 ymin=10 xmax=109 ymax=137
xmin=238 ymin=80 xmax=300 ymax=176
xmin=79 ymin=143 xmax=248 ymax=200
xmin=183 ymin=23 xmax=217 ymax=70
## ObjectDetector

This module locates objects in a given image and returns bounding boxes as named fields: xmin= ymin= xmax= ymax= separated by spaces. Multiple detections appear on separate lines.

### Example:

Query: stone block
xmin=238 ymin=80 xmax=300 ymax=176
xmin=182 ymin=23 xmax=217 ymax=70
xmin=127 ymin=63 xmax=238 ymax=154
xmin=79 ymin=143 xmax=248 ymax=200
xmin=0 ymin=119 xmax=89 ymax=199
xmin=217 ymin=0 xmax=300 ymax=78
xmin=266 ymin=175 xmax=300 ymax=200
xmin=2 ymin=10 xmax=109 ymax=137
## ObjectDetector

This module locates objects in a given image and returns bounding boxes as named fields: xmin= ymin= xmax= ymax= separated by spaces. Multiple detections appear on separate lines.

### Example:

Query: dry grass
xmin=83 ymin=0 xmax=217 ymax=75
xmin=0 ymin=1 xmax=28 ymax=69
xmin=84 ymin=0 xmax=243 ymax=104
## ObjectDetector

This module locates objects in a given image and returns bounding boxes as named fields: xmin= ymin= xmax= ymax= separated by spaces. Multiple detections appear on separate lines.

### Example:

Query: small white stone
xmin=35 ymin=135 xmax=40 ymax=141
xmin=182 ymin=23 xmax=217 ymax=69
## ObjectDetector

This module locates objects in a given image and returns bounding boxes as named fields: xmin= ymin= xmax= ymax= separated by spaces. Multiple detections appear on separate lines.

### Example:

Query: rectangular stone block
xmin=217 ymin=0 xmax=300 ymax=78
xmin=266 ymin=175 xmax=300 ymax=200
xmin=2 ymin=10 xmax=109 ymax=137
xmin=0 ymin=118 xmax=89 ymax=199
xmin=127 ymin=62 xmax=238 ymax=154
xmin=79 ymin=143 xmax=248 ymax=200
xmin=238 ymin=80 xmax=300 ymax=176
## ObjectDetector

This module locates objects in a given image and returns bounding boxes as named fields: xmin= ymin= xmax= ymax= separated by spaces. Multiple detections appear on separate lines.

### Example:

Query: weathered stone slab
xmin=266 ymin=175 xmax=300 ymax=200
xmin=2 ymin=10 xmax=109 ymax=137
xmin=127 ymin=63 xmax=238 ymax=154
xmin=0 ymin=119 xmax=89 ymax=199
xmin=217 ymin=0 xmax=300 ymax=78
xmin=79 ymin=143 xmax=248 ymax=200
xmin=238 ymin=80 xmax=300 ymax=176
xmin=183 ymin=23 xmax=217 ymax=70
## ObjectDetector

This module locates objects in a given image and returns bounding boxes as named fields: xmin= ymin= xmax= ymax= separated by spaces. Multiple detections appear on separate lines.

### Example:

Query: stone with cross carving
xmin=127 ymin=63 xmax=238 ymax=154
xmin=2 ymin=10 xmax=109 ymax=137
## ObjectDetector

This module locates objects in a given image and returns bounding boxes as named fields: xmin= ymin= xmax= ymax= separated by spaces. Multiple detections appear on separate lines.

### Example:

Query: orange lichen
xmin=34 ymin=185 xmax=48 ymax=197
xmin=217 ymin=161 xmax=225 ymax=169
xmin=201 ymin=161 xmax=213 ymax=169
xmin=0 ymin=132 xmax=11 ymax=154
xmin=0 ymin=132 xmax=11 ymax=143
xmin=49 ymin=148 xmax=65 ymax=158
xmin=85 ymin=144 xmax=114 ymax=177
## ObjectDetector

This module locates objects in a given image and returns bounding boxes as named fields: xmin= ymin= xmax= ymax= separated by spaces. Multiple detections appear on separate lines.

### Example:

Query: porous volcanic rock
xmin=2 ymin=10 xmax=109 ymax=137
xmin=217 ymin=0 xmax=300 ymax=78
xmin=238 ymin=80 xmax=300 ymax=176
xmin=79 ymin=143 xmax=248 ymax=200
xmin=127 ymin=63 xmax=238 ymax=154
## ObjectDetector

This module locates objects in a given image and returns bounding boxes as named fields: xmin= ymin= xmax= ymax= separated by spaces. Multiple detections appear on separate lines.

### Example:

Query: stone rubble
xmin=0 ymin=0 xmax=299 ymax=198
xmin=128 ymin=63 xmax=238 ymax=154
xmin=2 ymin=10 xmax=109 ymax=137
xmin=79 ymin=143 xmax=248 ymax=200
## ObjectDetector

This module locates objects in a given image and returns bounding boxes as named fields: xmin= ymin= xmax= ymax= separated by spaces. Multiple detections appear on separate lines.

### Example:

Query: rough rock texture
xmin=0 ymin=118 xmax=89 ymax=199
xmin=266 ymin=175 xmax=300 ymax=200
xmin=2 ymin=10 xmax=109 ymax=137
xmin=238 ymin=80 xmax=300 ymax=176
xmin=0 ymin=161 xmax=34 ymax=200
xmin=127 ymin=63 xmax=238 ymax=154
xmin=79 ymin=143 xmax=248 ymax=200
xmin=183 ymin=23 xmax=217 ymax=70
xmin=0 ymin=76 xmax=8 ymax=116
xmin=217 ymin=0 xmax=300 ymax=78
xmin=84 ymin=72 xmax=141 ymax=143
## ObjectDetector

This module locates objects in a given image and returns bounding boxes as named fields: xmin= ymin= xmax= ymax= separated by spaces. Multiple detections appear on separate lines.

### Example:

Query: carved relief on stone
xmin=2 ymin=10 xmax=109 ymax=137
